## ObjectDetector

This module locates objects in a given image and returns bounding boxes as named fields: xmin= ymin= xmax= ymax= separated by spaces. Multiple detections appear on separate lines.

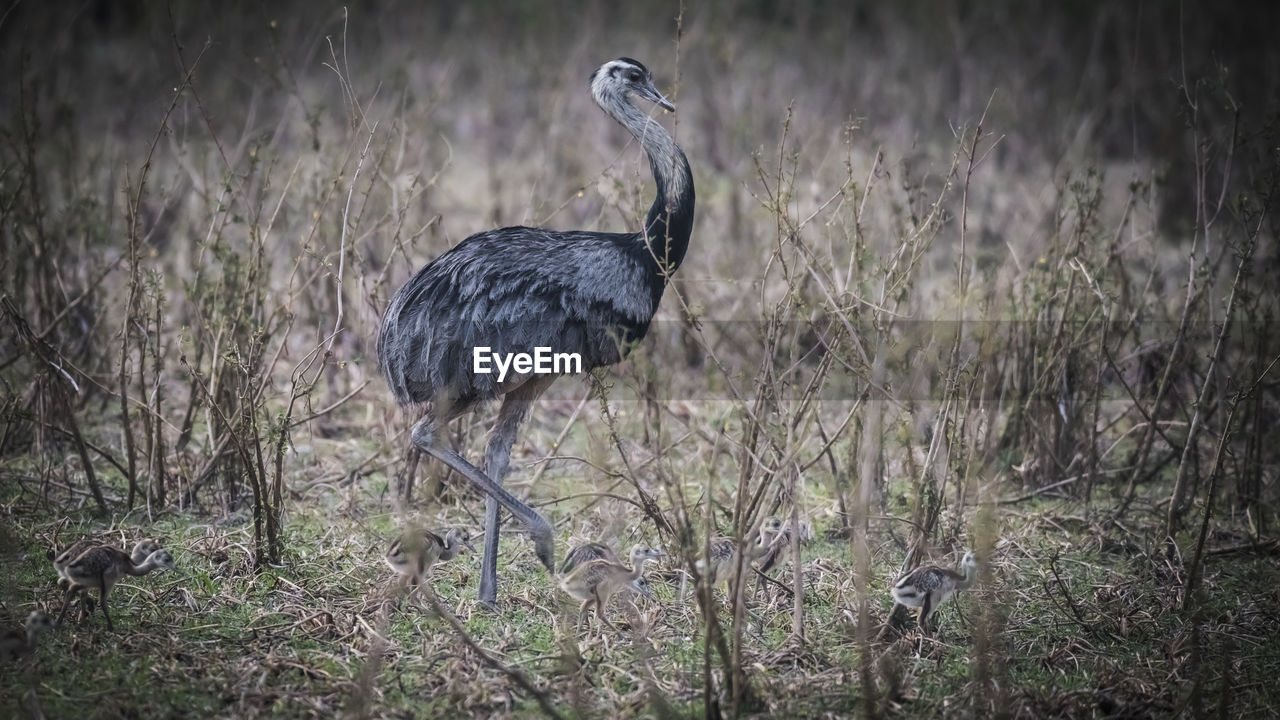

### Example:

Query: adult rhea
xmin=377 ymin=58 xmax=694 ymax=605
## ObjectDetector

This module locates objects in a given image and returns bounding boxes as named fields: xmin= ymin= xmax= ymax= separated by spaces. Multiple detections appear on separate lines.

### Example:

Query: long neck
xmin=131 ymin=543 xmax=156 ymax=564
xmin=955 ymin=563 xmax=976 ymax=590
xmin=626 ymin=556 xmax=651 ymax=583
xmin=596 ymin=88 xmax=695 ymax=276
xmin=125 ymin=558 xmax=160 ymax=576
xmin=750 ymin=530 xmax=776 ymax=560
xmin=439 ymin=536 xmax=460 ymax=561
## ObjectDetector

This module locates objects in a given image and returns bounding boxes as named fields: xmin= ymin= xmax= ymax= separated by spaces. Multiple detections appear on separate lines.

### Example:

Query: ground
xmin=2 ymin=424 xmax=1277 ymax=717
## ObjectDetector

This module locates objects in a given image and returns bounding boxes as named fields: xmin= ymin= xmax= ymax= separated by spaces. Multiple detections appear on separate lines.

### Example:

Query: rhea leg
xmin=410 ymin=426 xmax=555 ymax=569
xmin=479 ymin=494 xmax=502 ymax=606
xmin=57 ymin=578 xmax=93 ymax=621
xmin=80 ymin=588 xmax=96 ymax=620
xmin=99 ymin=580 xmax=114 ymax=631
xmin=396 ymin=444 xmax=421 ymax=502
xmin=593 ymin=589 xmax=619 ymax=633
xmin=478 ymin=375 xmax=557 ymax=605
xmin=408 ymin=405 xmax=555 ymax=603
xmin=57 ymin=584 xmax=84 ymax=626
xmin=918 ymin=593 xmax=934 ymax=633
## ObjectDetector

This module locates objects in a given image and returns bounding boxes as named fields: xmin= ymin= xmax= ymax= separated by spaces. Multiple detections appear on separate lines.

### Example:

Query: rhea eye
xmin=628 ymin=70 xmax=642 ymax=82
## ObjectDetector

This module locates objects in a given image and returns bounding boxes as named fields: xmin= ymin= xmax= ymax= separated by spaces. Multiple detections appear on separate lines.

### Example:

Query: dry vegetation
xmin=1 ymin=1 xmax=1278 ymax=718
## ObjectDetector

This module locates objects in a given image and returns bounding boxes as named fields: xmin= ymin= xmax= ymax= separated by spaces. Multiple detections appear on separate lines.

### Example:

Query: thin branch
xmin=418 ymin=585 xmax=564 ymax=720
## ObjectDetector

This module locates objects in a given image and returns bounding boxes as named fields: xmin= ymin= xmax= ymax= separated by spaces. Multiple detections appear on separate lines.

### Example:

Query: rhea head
xmin=590 ymin=57 xmax=676 ymax=112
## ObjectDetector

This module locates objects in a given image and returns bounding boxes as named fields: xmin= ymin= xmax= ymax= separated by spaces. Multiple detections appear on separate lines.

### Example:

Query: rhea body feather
xmin=385 ymin=528 xmax=473 ymax=585
xmin=561 ymin=541 xmax=619 ymax=575
xmin=890 ymin=551 xmax=976 ymax=628
xmin=562 ymin=541 xmax=657 ymax=599
xmin=53 ymin=538 xmax=159 ymax=584
xmin=52 ymin=538 xmax=161 ymax=620
xmin=697 ymin=517 xmax=785 ymax=586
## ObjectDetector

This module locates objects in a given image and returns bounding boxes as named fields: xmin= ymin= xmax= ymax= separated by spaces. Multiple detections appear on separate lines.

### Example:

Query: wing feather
xmin=378 ymin=228 xmax=660 ymax=406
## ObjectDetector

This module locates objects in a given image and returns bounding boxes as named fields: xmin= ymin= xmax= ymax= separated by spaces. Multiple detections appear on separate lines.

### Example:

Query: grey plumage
xmin=51 ymin=538 xmax=160 ymax=619
xmin=753 ymin=517 xmax=813 ymax=591
xmin=561 ymin=541 xmax=619 ymax=575
xmin=696 ymin=517 xmax=785 ymax=587
xmin=376 ymin=57 xmax=696 ymax=605
xmin=562 ymin=541 xmax=657 ymax=599
xmin=52 ymin=538 xmax=160 ymax=580
xmin=379 ymin=232 xmax=659 ymax=407
xmin=56 ymin=546 xmax=177 ymax=631
xmin=559 ymin=544 xmax=666 ymax=631
xmin=890 ymin=551 xmax=976 ymax=631
xmin=385 ymin=527 xmax=475 ymax=589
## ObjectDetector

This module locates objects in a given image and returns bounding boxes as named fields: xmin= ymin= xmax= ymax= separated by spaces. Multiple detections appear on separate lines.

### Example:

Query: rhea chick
xmin=696 ymin=516 xmax=785 ymax=587
xmin=57 ymin=546 xmax=177 ymax=631
xmin=385 ymin=528 xmax=476 ymax=589
xmin=890 ymin=551 xmax=976 ymax=631
xmin=0 ymin=612 xmax=55 ymax=662
xmin=563 ymin=541 xmax=657 ymax=599
xmin=560 ymin=545 xmax=666 ymax=631
xmin=753 ymin=516 xmax=814 ymax=579
xmin=52 ymin=538 xmax=161 ymax=620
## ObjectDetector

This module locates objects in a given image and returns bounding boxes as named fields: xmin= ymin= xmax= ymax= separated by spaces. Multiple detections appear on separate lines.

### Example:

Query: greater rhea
xmin=753 ymin=516 xmax=813 ymax=593
xmin=563 ymin=540 xmax=657 ymax=599
xmin=559 ymin=544 xmax=666 ymax=631
xmin=376 ymin=57 xmax=694 ymax=605
xmin=57 ymin=546 xmax=177 ymax=631
xmin=0 ymin=611 xmax=55 ymax=662
xmin=52 ymin=538 xmax=160 ymax=619
xmin=696 ymin=517 xmax=785 ymax=588
xmin=890 ymin=551 xmax=976 ymax=631
xmin=385 ymin=527 xmax=476 ymax=589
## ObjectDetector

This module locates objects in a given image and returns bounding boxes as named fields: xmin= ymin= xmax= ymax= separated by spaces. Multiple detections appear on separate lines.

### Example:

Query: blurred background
xmin=0 ymin=6 xmax=1272 ymax=281
xmin=3 ymin=0 xmax=1276 ymax=372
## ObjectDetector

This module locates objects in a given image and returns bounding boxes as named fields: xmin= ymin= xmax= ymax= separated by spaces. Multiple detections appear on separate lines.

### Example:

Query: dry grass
xmin=4 ymin=485 xmax=1277 ymax=717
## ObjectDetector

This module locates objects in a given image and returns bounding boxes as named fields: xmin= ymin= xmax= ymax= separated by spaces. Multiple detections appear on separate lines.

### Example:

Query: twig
xmin=1207 ymin=538 xmax=1280 ymax=557
xmin=527 ymin=393 xmax=589 ymax=487
xmin=1164 ymin=224 xmax=1257 ymax=543
xmin=418 ymin=585 xmax=564 ymax=720
xmin=1183 ymin=350 xmax=1280 ymax=607
xmin=1044 ymin=549 xmax=1106 ymax=643
xmin=995 ymin=468 xmax=1131 ymax=505
xmin=288 ymin=380 xmax=370 ymax=429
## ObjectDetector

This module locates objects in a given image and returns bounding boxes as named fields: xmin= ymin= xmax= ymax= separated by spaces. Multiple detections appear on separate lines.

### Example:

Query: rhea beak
xmin=639 ymin=83 xmax=676 ymax=112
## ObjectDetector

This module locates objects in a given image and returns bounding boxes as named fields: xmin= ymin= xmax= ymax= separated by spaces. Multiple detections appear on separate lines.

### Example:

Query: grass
xmin=4 ymin=462 xmax=1277 ymax=717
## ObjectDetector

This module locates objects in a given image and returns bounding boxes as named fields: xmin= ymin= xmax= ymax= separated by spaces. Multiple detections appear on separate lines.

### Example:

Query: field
xmin=1 ymin=2 xmax=1278 ymax=718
